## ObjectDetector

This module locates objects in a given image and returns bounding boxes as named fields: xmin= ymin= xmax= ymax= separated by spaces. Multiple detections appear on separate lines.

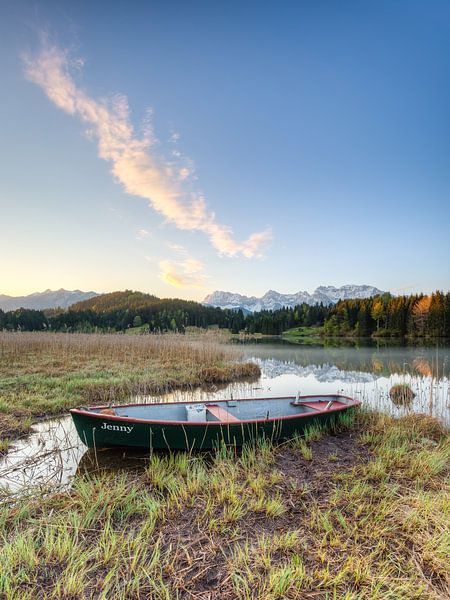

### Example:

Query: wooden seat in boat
xmin=206 ymin=404 xmax=240 ymax=423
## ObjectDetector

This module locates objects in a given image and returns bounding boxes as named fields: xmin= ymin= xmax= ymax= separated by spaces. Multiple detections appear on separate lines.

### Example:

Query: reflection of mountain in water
xmin=254 ymin=358 xmax=377 ymax=383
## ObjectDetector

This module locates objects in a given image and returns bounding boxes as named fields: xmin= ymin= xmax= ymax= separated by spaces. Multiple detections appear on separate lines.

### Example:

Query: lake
xmin=1 ymin=340 xmax=448 ymax=493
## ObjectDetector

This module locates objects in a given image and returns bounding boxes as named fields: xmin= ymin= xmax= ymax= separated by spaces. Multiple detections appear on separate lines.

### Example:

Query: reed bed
xmin=0 ymin=330 xmax=235 ymax=372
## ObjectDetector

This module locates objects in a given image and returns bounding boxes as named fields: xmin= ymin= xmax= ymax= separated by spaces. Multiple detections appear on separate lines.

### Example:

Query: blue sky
xmin=1 ymin=0 xmax=449 ymax=300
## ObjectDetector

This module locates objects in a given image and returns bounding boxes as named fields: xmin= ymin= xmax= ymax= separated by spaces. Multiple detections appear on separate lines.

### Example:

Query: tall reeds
xmin=0 ymin=330 xmax=236 ymax=372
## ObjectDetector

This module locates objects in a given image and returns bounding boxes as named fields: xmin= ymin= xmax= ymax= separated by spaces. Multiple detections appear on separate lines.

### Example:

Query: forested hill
xmin=50 ymin=290 xmax=233 ymax=332
xmin=70 ymin=290 xmax=161 ymax=312
xmin=324 ymin=291 xmax=450 ymax=338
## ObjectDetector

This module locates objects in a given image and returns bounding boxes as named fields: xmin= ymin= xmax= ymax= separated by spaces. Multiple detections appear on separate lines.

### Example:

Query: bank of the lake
xmin=282 ymin=326 xmax=324 ymax=343
xmin=281 ymin=325 xmax=450 ymax=346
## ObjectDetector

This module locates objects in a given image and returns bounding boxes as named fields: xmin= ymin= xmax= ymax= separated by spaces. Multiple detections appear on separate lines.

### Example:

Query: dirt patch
xmin=158 ymin=431 xmax=371 ymax=599
xmin=276 ymin=430 xmax=369 ymax=494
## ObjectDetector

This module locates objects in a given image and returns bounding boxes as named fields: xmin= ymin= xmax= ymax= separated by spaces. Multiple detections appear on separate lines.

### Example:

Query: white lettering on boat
xmin=100 ymin=422 xmax=134 ymax=434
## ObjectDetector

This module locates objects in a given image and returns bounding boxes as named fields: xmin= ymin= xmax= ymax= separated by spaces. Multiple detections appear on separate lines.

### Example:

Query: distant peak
xmin=202 ymin=284 xmax=384 ymax=312
xmin=0 ymin=289 xmax=99 ymax=311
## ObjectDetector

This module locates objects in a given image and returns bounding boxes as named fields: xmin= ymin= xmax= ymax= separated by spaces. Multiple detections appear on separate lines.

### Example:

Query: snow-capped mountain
xmin=0 ymin=289 xmax=98 ymax=311
xmin=202 ymin=285 xmax=384 ymax=312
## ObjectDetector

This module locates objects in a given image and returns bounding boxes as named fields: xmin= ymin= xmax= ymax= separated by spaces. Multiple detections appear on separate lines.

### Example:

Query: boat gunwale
xmin=70 ymin=394 xmax=361 ymax=427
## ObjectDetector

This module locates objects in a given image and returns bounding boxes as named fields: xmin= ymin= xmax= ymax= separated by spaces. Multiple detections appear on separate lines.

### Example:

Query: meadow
xmin=0 ymin=331 xmax=448 ymax=598
xmin=281 ymin=326 xmax=324 ymax=344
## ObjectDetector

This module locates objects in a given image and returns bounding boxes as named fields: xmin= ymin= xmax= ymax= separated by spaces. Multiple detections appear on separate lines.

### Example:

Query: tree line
xmin=0 ymin=302 xmax=327 ymax=335
xmin=0 ymin=290 xmax=448 ymax=338
xmin=0 ymin=290 xmax=330 ymax=335
xmin=323 ymin=291 xmax=450 ymax=338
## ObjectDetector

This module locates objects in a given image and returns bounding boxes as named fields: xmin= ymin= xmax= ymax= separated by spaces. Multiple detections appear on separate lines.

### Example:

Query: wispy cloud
xmin=24 ymin=41 xmax=272 ymax=258
xmin=136 ymin=228 xmax=150 ymax=240
xmin=178 ymin=167 xmax=191 ymax=181
xmin=167 ymin=242 xmax=188 ymax=254
xmin=159 ymin=257 xmax=207 ymax=288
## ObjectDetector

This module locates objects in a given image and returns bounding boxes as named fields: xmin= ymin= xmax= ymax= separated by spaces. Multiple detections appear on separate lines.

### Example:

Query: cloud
xmin=24 ymin=42 xmax=272 ymax=258
xmin=178 ymin=167 xmax=190 ymax=181
xmin=158 ymin=243 xmax=208 ymax=288
xmin=136 ymin=228 xmax=150 ymax=239
xmin=167 ymin=242 xmax=188 ymax=255
xmin=159 ymin=257 xmax=208 ymax=288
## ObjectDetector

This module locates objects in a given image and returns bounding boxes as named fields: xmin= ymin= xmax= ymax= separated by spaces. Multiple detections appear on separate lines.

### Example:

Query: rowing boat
xmin=70 ymin=394 xmax=360 ymax=450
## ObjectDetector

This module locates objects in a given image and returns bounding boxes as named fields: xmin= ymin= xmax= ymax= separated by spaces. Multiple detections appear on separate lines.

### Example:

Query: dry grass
xmin=389 ymin=383 xmax=416 ymax=407
xmin=0 ymin=331 xmax=259 ymax=441
xmin=0 ymin=330 xmax=235 ymax=374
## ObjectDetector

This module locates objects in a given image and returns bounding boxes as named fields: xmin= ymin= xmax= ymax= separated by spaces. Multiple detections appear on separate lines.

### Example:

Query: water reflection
xmin=76 ymin=446 xmax=152 ymax=477
xmin=0 ymin=417 xmax=83 ymax=495
xmin=1 ymin=342 xmax=448 ymax=494
xmin=239 ymin=342 xmax=449 ymax=380
xmin=0 ymin=417 xmax=153 ymax=495
xmin=161 ymin=343 xmax=449 ymax=426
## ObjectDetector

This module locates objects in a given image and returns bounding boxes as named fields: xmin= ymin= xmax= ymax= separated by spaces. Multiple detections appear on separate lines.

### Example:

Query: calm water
xmin=1 ymin=341 xmax=448 ymax=494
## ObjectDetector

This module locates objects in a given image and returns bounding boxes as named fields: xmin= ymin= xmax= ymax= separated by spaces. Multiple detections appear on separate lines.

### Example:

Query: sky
xmin=0 ymin=0 xmax=449 ymax=301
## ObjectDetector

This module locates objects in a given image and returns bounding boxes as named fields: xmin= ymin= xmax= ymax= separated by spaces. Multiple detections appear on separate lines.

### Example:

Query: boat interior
xmin=88 ymin=396 xmax=351 ymax=423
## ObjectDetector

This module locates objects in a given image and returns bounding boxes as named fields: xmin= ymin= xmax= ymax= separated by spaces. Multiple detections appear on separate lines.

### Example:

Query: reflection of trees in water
xmin=243 ymin=343 xmax=450 ymax=379
xmin=413 ymin=358 xmax=432 ymax=377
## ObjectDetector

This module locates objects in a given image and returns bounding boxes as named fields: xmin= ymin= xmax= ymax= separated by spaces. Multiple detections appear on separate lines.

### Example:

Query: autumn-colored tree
xmin=412 ymin=295 xmax=432 ymax=335
xmin=371 ymin=299 xmax=385 ymax=332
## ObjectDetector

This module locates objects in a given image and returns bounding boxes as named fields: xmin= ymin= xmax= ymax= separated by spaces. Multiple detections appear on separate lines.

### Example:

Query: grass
xmin=282 ymin=326 xmax=324 ymax=344
xmin=0 ymin=410 xmax=448 ymax=598
xmin=0 ymin=331 xmax=260 ymax=441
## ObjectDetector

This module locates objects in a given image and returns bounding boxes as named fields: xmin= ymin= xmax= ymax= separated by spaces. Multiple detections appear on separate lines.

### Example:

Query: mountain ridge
xmin=203 ymin=285 xmax=385 ymax=312
xmin=0 ymin=289 xmax=98 ymax=311
xmin=0 ymin=284 xmax=385 ymax=314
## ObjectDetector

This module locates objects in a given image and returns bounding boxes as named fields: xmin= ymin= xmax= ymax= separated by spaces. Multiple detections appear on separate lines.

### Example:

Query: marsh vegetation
xmin=389 ymin=383 xmax=416 ymax=406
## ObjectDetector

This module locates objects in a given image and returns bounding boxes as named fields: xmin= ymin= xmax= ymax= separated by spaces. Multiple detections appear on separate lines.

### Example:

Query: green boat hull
xmin=70 ymin=404 xmax=356 ymax=451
